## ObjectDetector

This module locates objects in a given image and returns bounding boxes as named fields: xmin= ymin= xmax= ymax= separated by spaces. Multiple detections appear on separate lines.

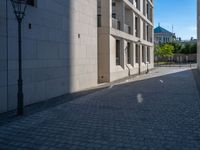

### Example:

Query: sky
xmin=154 ymin=0 xmax=197 ymax=40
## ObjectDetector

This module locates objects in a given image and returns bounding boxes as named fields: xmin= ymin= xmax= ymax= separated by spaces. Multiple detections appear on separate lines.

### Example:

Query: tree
xmin=170 ymin=42 xmax=182 ymax=53
xmin=191 ymin=43 xmax=197 ymax=54
xmin=181 ymin=43 xmax=197 ymax=54
xmin=155 ymin=44 xmax=174 ymax=58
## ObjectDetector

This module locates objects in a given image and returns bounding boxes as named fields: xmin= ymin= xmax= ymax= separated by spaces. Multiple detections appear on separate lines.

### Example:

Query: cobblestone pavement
xmin=0 ymin=67 xmax=200 ymax=150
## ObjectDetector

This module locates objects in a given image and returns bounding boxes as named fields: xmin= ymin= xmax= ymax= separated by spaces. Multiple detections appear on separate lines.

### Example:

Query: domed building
xmin=154 ymin=25 xmax=176 ymax=45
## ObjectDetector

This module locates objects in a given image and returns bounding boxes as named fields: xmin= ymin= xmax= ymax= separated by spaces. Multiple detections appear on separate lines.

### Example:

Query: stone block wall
xmin=0 ymin=0 xmax=97 ymax=113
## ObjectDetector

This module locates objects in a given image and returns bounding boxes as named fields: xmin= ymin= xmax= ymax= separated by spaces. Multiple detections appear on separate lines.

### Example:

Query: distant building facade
xmin=180 ymin=38 xmax=197 ymax=45
xmin=154 ymin=25 xmax=176 ymax=45
xmin=97 ymin=0 xmax=154 ymax=83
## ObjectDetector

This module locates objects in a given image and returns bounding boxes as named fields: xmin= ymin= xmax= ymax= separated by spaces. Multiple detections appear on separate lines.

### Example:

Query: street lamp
xmin=10 ymin=0 xmax=28 ymax=115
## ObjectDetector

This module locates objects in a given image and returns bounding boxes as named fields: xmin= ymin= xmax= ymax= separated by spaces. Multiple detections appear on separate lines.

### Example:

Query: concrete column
xmin=98 ymin=0 xmax=111 ymax=83
xmin=100 ymin=0 xmax=112 ymax=28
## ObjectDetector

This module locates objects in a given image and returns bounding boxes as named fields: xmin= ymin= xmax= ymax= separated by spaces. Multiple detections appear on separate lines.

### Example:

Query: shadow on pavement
xmin=0 ymin=87 xmax=107 ymax=125
xmin=0 ymin=68 xmax=200 ymax=150
xmin=0 ymin=68 xmax=199 ymax=125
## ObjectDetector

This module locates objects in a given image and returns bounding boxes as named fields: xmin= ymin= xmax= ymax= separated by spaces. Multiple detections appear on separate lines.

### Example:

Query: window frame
xmin=27 ymin=0 xmax=36 ymax=7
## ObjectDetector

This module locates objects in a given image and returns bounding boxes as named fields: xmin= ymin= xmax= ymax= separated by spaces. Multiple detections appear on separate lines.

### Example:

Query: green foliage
xmin=181 ymin=43 xmax=197 ymax=54
xmin=169 ymin=42 xmax=182 ymax=53
xmin=191 ymin=43 xmax=197 ymax=53
xmin=155 ymin=44 xmax=174 ymax=58
xmin=156 ymin=42 xmax=197 ymax=55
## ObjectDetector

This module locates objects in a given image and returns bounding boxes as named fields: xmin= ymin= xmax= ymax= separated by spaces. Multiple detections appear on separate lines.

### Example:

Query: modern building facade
xmin=0 ymin=0 xmax=154 ymax=114
xmin=154 ymin=25 xmax=176 ymax=45
xmin=98 ymin=0 xmax=154 ymax=83
xmin=0 ymin=0 xmax=98 ymax=113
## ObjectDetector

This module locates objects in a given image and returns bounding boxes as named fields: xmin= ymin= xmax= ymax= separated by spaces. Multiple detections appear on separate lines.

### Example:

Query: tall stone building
xmin=0 ymin=0 xmax=154 ymax=113
xmin=0 ymin=0 xmax=98 ymax=113
xmin=98 ymin=0 xmax=154 ymax=83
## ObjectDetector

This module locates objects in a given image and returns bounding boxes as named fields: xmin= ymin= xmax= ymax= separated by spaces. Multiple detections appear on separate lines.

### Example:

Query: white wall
xmin=0 ymin=0 xmax=97 ymax=113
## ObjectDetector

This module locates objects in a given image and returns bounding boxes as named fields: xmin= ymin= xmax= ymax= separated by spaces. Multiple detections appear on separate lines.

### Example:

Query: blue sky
xmin=154 ymin=0 xmax=197 ymax=40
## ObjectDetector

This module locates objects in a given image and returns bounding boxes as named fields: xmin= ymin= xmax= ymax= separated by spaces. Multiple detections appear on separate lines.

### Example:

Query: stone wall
xmin=0 ymin=0 xmax=97 ymax=113
xmin=155 ymin=54 xmax=197 ymax=63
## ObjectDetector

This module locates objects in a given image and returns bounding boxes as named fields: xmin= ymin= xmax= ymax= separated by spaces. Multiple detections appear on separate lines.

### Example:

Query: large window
xmin=127 ymin=42 xmax=131 ymax=64
xmin=146 ymin=2 xmax=149 ymax=18
xmin=147 ymin=25 xmax=149 ymax=42
xmin=135 ymin=44 xmax=139 ymax=63
xmin=27 ymin=0 xmax=35 ymax=7
xmin=143 ymin=0 xmax=146 ymax=16
xmin=116 ymin=40 xmax=120 ymax=66
xmin=147 ymin=47 xmax=150 ymax=63
xmin=135 ymin=16 xmax=138 ymax=37
xmin=97 ymin=0 xmax=101 ymax=27
xmin=142 ymin=46 xmax=146 ymax=63
xmin=135 ymin=16 xmax=140 ymax=38
xmin=134 ymin=0 xmax=140 ymax=10
xmin=98 ymin=15 xmax=101 ymax=27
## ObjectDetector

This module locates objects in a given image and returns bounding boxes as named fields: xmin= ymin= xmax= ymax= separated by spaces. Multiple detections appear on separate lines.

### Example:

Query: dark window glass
xmin=147 ymin=47 xmax=150 ymax=63
xmin=127 ymin=43 xmax=131 ymax=64
xmin=27 ymin=0 xmax=35 ymax=6
xmin=98 ymin=15 xmax=101 ymax=27
xmin=112 ymin=13 xmax=116 ymax=19
xmin=136 ymin=44 xmax=139 ymax=63
xmin=116 ymin=40 xmax=120 ymax=65
xmin=142 ymin=46 xmax=145 ymax=63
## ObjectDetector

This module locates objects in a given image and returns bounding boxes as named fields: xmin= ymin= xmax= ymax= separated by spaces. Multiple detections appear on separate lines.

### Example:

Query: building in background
xmin=180 ymin=38 xmax=197 ymax=46
xmin=154 ymin=25 xmax=176 ymax=45
xmin=98 ymin=0 xmax=154 ymax=83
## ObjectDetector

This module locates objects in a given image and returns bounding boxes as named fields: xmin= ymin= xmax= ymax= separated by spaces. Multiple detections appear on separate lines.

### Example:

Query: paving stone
xmin=0 ymin=67 xmax=200 ymax=149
